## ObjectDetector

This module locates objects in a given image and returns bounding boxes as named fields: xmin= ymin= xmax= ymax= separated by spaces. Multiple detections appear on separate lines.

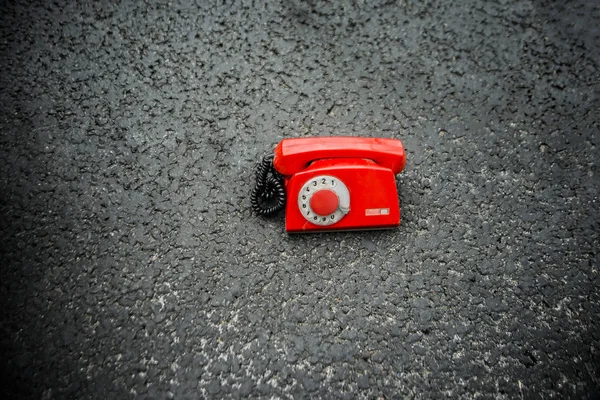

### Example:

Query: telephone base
xmin=283 ymin=158 xmax=401 ymax=233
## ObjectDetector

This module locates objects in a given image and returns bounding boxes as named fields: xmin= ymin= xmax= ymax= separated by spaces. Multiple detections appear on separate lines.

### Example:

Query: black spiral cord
xmin=251 ymin=155 xmax=286 ymax=216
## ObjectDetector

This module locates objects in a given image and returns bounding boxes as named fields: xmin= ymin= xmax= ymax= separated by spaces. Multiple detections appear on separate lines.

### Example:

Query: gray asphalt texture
xmin=1 ymin=0 xmax=599 ymax=398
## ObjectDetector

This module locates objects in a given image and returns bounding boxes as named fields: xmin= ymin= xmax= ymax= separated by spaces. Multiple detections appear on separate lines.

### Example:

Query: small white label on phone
xmin=365 ymin=208 xmax=389 ymax=216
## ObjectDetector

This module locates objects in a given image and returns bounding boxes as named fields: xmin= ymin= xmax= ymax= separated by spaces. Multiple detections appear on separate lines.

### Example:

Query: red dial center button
xmin=310 ymin=189 xmax=339 ymax=216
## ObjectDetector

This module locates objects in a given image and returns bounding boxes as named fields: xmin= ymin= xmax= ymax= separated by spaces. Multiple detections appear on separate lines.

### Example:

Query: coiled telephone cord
xmin=251 ymin=155 xmax=286 ymax=216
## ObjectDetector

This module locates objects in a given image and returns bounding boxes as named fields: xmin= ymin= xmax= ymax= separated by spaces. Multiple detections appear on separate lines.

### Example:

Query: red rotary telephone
xmin=251 ymin=137 xmax=406 ymax=233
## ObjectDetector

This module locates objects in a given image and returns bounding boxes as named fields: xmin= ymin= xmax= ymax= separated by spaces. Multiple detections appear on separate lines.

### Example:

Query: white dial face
xmin=297 ymin=175 xmax=350 ymax=226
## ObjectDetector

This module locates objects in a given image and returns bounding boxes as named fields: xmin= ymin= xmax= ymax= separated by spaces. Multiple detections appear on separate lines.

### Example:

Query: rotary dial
xmin=297 ymin=175 xmax=350 ymax=226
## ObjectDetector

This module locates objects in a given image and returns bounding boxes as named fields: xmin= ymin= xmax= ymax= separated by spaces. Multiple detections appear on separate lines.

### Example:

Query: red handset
xmin=251 ymin=137 xmax=406 ymax=233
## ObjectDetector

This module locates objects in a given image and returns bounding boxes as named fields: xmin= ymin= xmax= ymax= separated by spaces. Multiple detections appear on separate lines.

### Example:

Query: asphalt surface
xmin=1 ymin=0 xmax=599 ymax=398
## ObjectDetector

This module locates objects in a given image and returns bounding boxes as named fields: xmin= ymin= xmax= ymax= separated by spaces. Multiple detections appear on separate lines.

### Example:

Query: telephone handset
xmin=251 ymin=137 xmax=406 ymax=233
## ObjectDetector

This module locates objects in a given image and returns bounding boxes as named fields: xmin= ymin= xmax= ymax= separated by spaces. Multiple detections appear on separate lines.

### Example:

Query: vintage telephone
xmin=251 ymin=136 xmax=406 ymax=233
